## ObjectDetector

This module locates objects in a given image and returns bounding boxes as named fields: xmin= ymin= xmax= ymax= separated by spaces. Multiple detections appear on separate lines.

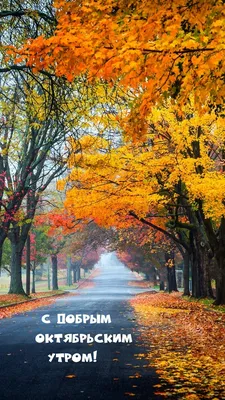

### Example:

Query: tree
xmin=115 ymin=224 xmax=179 ymax=291
xmin=0 ymin=238 xmax=11 ymax=275
xmin=4 ymin=0 xmax=225 ymax=303
xmin=58 ymin=100 xmax=225 ymax=303
xmin=0 ymin=78 xmax=74 ymax=294
xmin=35 ymin=206 xmax=110 ymax=289
xmin=19 ymin=1 xmax=225 ymax=114
xmin=0 ymin=0 xmax=86 ymax=294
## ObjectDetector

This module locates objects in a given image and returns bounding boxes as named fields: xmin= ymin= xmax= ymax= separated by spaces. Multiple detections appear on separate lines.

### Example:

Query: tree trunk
xmin=26 ymin=234 xmax=31 ymax=295
xmin=165 ymin=252 xmax=178 ymax=293
xmin=200 ymin=240 xmax=214 ymax=298
xmin=48 ymin=262 xmax=51 ymax=290
xmin=8 ymin=239 xmax=26 ymax=295
xmin=73 ymin=266 xmax=77 ymax=283
xmin=51 ymin=254 xmax=58 ymax=290
xmin=191 ymin=233 xmax=202 ymax=298
xmin=215 ymin=254 xmax=225 ymax=305
xmin=152 ymin=268 xmax=157 ymax=286
xmin=203 ymin=217 xmax=225 ymax=305
xmin=214 ymin=219 xmax=225 ymax=305
xmin=183 ymin=251 xmax=190 ymax=296
xmin=0 ymin=244 xmax=2 ymax=275
xmin=0 ymin=231 xmax=7 ymax=276
xmin=32 ymin=269 xmax=35 ymax=293
xmin=190 ymin=230 xmax=211 ymax=298
xmin=167 ymin=265 xmax=178 ymax=293
xmin=67 ymin=257 xmax=72 ymax=286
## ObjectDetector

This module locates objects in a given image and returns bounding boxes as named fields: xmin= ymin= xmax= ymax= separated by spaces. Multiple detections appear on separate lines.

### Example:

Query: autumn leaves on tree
xmin=1 ymin=1 xmax=225 ymax=304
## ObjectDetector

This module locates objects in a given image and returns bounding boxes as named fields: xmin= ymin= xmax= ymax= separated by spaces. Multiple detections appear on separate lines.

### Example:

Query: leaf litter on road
xmin=130 ymin=292 xmax=225 ymax=399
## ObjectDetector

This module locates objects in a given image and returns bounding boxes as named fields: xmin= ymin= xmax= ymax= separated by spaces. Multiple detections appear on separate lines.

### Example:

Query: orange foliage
xmin=15 ymin=1 xmax=225 ymax=114
xmin=35 ymin=209 xmax=80 ymax=236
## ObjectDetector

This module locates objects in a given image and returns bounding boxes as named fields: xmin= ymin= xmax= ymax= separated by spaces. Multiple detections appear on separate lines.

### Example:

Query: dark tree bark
xmin=215 ymin=254 xmax=225 ymax=305
xmin=51 ymin=254 xmax=58 ymax=290
xmin=26 ymin=234 xmax=31 ymax=295
xmin=167 ymin=265 xmax=178 ymax=293
xmin=190 ymin=226 xmax=214 ymax=299
xmin=214 ymin=218 xmax=225 ymax=305
xmin=0 ymin=231 xmax=9 ymax=274
xmin=183 ymin=250 xmax=190 ymax=296
xmin=32 ymin=269 xmax=35 ymax=294
xmin=152 ymin=267 xmax=157 ymax=286
xmin=8 ymin=231 xmax=26 ymax=295
xmin=165 ymin=252 xmax=178 ymax=293
xmin=73 ymin=267 xmax=77 ymax=283
xmin=67 ymin=257 xmax=72 ymax=286
xmin=48 ymin=263 xmax=51 ymax=290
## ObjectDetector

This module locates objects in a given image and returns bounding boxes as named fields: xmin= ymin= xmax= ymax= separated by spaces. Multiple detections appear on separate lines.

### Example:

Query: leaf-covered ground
xmin=130 ymin=292 xmax=225 ymax=399
xmin=128 ymin=281 xmax=152 ymax=288
xmin=0 ymin=274 xmax=97 ymax=320
xmin=0 ymin=294 xmax=60 ymax=320
xmin=0 ymin=290 xmax=67 ymax=306
xmin=0 ymin=289 xmax=80 ymax=320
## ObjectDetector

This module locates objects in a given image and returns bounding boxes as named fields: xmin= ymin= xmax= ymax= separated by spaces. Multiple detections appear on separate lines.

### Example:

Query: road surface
xmin=0 ymin=253 xmax=162 ymax=400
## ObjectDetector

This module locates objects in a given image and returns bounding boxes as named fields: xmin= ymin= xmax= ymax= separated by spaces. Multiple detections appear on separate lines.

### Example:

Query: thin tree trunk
xmin=67 ymin=257 xmax=72 ymax=286
xmin=32 ymin=269 xmax=35 ymax=293
xmin=171 ymin=265 xmax=178 ymax=291
xmin=26 ymin=234 xmax=31 ymax=295
xmin=0 ymin=244 xmax=2 ymax=276
xmin=152 ymin=268 xmax=157 ymax=286
xmin=0 ymin=232 xmax=7 ymax=276
xmin=48 ymin=262 xmax=51 ymax=290
xmin=51 ymin=254 xmax=58 ymax=290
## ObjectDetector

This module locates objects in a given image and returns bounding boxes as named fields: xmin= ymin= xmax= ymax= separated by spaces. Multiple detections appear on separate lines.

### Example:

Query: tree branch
xmin=0 ymin=10 xmax=55 ymax=23
xmin=129 ymin=210 xmax=189 ymax=250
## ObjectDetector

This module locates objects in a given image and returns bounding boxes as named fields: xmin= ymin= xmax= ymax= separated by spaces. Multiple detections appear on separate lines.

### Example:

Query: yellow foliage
xmin=58 ymin=99 xmax=225 ymax=228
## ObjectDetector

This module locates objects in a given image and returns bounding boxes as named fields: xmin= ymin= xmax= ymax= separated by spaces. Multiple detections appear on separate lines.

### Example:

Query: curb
xmin=0 ymin=291 xmax=67 ymax=310
xmin=65 ymin=270 xmax=96 ymax=291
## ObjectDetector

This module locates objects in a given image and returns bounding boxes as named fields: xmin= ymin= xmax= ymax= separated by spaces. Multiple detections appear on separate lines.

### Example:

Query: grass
xmin=0 ymin=268 xmax=92 ymax=306
xmin=0 ymin=268 xmax=88 ymax=294
xmin=58 ymin=283 xmax=79 ymax=291
xmin=183 ymin=295 xmax=225 ymax=313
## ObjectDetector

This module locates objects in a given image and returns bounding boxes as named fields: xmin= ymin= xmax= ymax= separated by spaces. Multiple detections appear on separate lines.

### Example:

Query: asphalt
xmin=0 ymin=253 xmax=163 ymax=400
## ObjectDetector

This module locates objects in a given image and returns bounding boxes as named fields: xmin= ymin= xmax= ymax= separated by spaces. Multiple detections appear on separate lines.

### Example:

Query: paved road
xmin=0 ymin=253 xmax=162 ymax=400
